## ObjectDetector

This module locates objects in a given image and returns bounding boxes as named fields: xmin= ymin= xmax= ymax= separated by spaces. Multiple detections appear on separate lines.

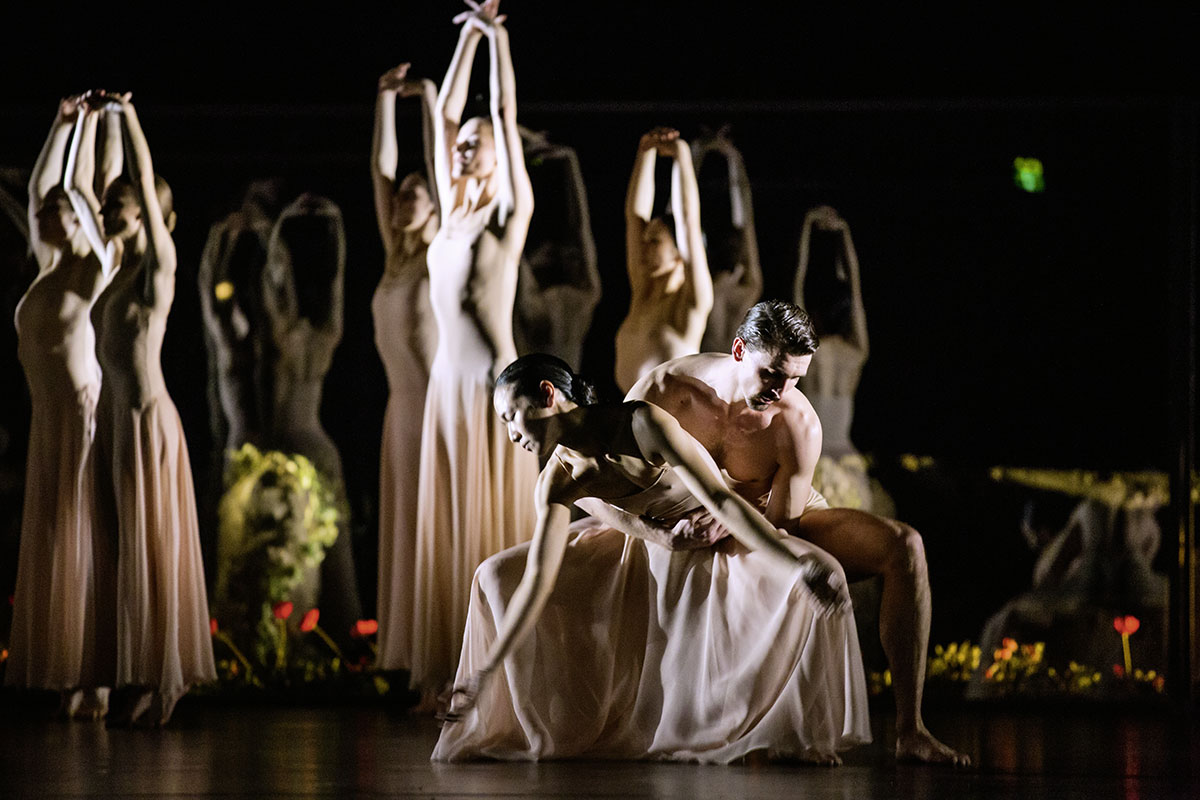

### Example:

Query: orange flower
xmin=1001 ymin=637 xmax=1017 ymax=651
xmin=1113 ymin=616 xmax=1140 ymax=635
xmin=351 ymin=619 xmax=378 ymax=637
xmin=210 ymin=618 xmax=219 ymax=636
xmin=273 ymin=601 xmax=294 ymax=620
xmin=1152 ymin=675 xmax=1165 ymax=691
xmin=300 ymin=608 xmax=320 ymax=633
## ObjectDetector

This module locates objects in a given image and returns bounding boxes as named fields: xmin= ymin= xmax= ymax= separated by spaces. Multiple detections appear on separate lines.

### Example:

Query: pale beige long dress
xmin=6 ymin=256 xmax=104 ymax=690
xmin=409 ymin=223 xmax=539 ymax=693
xmin=91 ymin=250 xmax=215 ymax=721
xmin=433 ymin=467 xmax=871 ymax=763
xmin=373 ymin=253 xmax=435 ymax=671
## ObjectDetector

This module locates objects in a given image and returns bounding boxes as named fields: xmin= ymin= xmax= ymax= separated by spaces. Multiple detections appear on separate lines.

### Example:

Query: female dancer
xmin=409 ymin=0 xmax=540 ymax=699
xmin=692 ymin=129 xmax=763 ymax=355
xmin=513 ymin=129 xmax=600 ymax=369
xmin=434 ymin=355 xmax=868 ymax=764
xmin=793 ymin=205 xmax=885 ymax=513
xmin=614 ymin=127 xmax=713 ymax=392
xmin=6 ymin=94 xmax=118 ymax=718
xmin=371 ymin=62 xmax=440 ymax=671
xmin=66 ymin=97 xmax=215 ymax=726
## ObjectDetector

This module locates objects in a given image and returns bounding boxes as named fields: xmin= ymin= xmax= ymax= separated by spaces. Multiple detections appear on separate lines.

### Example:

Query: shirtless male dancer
xmin=627 ymin=299 xmax=970 ymax=766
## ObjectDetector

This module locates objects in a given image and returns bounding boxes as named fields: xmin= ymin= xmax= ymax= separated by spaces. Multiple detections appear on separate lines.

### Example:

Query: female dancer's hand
xmin=378 ymin=63 xmax=411 ymax=92
xmin=453 ymin=0 xmax=506 ymax=28
xmin=638 ymin=127 xmax=680 ymax=156
xmin=796 ymin=552 xmax=850 ymax=613
xmin=58 ymin=95 xmax=84 ymax=121
xmin=438 ymin=671 xmax=487 ymax=725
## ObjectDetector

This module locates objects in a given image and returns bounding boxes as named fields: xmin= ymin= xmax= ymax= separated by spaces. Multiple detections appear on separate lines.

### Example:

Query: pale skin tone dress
xmin=433 ymin=377 xmax=867 ymax=763
xmin=67 ymin=98 xmax=215 ymax=726
xmin=371 ymin=63 xmax=441 ymax=672
xmin=408 ymin=3 xmax=539 ymax=694
xmin=6 ymin=97 xmax=117 ymax=717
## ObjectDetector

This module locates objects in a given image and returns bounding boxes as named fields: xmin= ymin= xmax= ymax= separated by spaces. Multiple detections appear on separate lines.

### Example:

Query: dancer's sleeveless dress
xmin=91 ymin=257 xmax=215 ymax=714
xmin=433 ymin=459 xmax=871 ymax=762
xmin=410 ymin=229 xmax=538 ymax=691
xmin=373 ymin=261 xmax=434 ymax=670
xmin=6 ymin=262 xmax=103 ymax=690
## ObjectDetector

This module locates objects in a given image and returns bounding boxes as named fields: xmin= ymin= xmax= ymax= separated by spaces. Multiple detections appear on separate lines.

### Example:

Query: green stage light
xmin=1013 ymin=157 xmax=1045 ymax=193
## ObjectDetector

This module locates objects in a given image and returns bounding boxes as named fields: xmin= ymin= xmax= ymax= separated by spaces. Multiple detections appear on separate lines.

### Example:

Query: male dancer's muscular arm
xmin=760 ymin=407 xmax=824 ymax=531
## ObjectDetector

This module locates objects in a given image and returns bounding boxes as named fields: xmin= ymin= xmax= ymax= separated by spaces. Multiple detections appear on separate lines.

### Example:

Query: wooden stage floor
xmin=1 ymin=697 xmax=1198 ymax=799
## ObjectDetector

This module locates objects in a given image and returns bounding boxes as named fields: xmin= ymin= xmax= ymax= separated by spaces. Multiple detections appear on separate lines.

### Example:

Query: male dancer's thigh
xmin=789 ymin=507 xmax=910 ymax=582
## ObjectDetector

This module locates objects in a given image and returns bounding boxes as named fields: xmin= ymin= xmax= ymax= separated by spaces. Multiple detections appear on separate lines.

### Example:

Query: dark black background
xmin=1 ymin=3 xmax=1196 ymax=639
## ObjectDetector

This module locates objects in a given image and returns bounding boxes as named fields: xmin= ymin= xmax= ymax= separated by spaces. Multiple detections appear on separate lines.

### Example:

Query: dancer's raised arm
xmin=623 ymin=130 xmax=662 ymax=292
xmin=484 ymin=14 xmax=532 ymax=234
xmin=373 ymin=63 xmax=438 ymax=251
xmin=64 ymin=107 xmax=108 ymax=265
xmin=118 ymin=99 xmax=176 ymax=304
xmin=433 ymin=12 xmax=485 ymax=203
xmin=29 ymin=96 xmax=81 ymax=264
xmin=665 ymin=136 xmax=713 ymax=327
xmin=721 ymin=135 xmax=762 ymax=299
xmin=795 ymin=206 xmax=868 ymax=354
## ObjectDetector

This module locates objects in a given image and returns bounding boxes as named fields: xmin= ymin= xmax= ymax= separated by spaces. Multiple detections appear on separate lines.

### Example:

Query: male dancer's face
xmin=731 ymin=338 xmax=812 ymax=411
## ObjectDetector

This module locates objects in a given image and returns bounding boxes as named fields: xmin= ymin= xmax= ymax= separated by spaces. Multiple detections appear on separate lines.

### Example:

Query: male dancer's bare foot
xmin=896 ymin=727 xmax=971 ymax=766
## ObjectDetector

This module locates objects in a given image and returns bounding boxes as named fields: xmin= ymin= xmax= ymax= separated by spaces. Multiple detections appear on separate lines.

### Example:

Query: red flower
xmin=7 ymin=594 xmax=13 ymax=606
xmin=273 ymin=601 xmax=294 ymax=620
xmin=210 ymin=618 xmax=219 ymax=636
xmin=1113 ymin=615 xmax=1141 ymax=636
xmin=351 ymin=619 xmax=378 ymax=638
xmin=300 ymin=608 xmax=320 ymax=633
xmin=1112 ymin=664 xmax=1125 ymax=678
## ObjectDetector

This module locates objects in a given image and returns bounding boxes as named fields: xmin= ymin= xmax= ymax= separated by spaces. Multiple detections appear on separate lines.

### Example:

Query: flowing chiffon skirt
xmin=376 ymin=387 xmax=427 ymax=670
xmin=107 ymin=397 xmax=216 ymax=711
xmin=5 ymin=386 xmax=99 ymax=690
xmin=433 ymin=514 xmax=871 ymax=763
xmin=409 ymin=369 xmax=538 ymax=691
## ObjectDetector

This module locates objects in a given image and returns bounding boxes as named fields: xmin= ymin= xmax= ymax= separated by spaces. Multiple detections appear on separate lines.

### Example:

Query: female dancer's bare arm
xmin=64 ymin=108 xmax=111 ymax=271
xmin=624 ymin=132 xmax=658 ymax=294
xmin=373 ymin=64 xmax=438 ymax=253
xmin=443 ymin=463 xmax=576 ymax=720
xmin=28 ymin=96 xmax=80 ymax=264
xmin=433 ymin=9 xmax=485 ymax=205
xmin=484 ymin=14 xmax=533 ymax=235
xmin=665 ymin=138 xmax=713 ymax=337
xmin=630 ymin=403 xmax=845 ymax=607
xmin=840 ymin=218 xmax=869 ymax=355
xmin=118 ymin=99 xmax=176 ymax=305
xmin=723 ymin=138 xmax=762 ymax=299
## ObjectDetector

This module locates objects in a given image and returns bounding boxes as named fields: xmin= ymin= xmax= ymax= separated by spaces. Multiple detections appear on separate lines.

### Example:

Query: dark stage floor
xmin=1 ymin=698 xmax=1198 ymax=799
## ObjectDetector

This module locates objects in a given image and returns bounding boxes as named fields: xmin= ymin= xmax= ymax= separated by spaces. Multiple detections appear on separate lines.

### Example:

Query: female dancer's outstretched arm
xmin=441 ymin=457 xmax=577 ymax=720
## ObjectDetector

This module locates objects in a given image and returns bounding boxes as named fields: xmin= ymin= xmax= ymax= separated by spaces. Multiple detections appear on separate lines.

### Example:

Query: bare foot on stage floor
xmin=896 ymin=727 xmax=972 ymax=766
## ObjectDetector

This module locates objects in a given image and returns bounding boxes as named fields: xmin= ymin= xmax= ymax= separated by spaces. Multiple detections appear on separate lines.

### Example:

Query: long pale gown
xmin=433 ymin=457 xmax=871 ymax=763
xmin=6 ymin=256 xmax=104 ymax=690
xmin=90 ymin=250 xmax=215 ymax=720
xmin=373 ymin=254 xmax=435 ymax=671
xmin=409 ymin=218 xmax=539 ymax=692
